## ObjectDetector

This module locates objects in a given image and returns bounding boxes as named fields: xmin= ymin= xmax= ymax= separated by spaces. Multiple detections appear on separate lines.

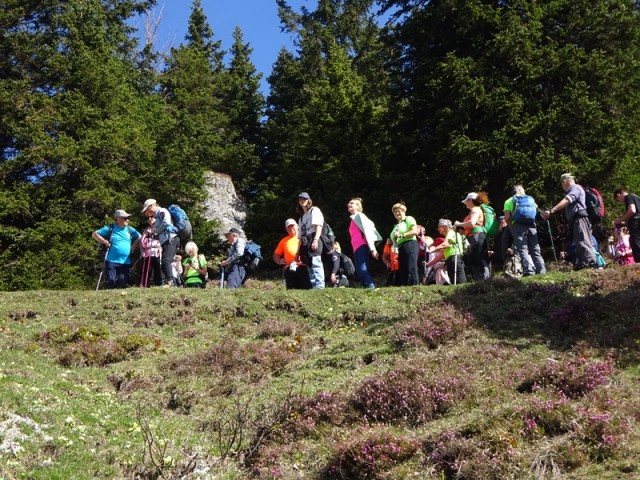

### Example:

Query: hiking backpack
xmin=480 ymin=204 xmax=499 ymax=239
xmin=511 ymin=195 xmax=537 ymax=224
xmin=167 ymin=204 xmax=193 ymax=242
xmin=320 ymin=222 xmax=336 ymax=253
xmin=582 ymin=186 xmax=605 ymax=224
xmin=340 ymin=253 xmax=356 ymax=277
xmin=242 ymin=241 xmax=263 ymax=273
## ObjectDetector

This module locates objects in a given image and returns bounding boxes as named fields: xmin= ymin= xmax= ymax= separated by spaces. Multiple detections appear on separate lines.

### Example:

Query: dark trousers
xmin=397 ymin=240 xmax=419 ymax=286
xmin=226 ymin=263 xmax=246 ymax=288
xmin=629 ymin=218 xmax=640 ymax=263
xmin=105 ymin=261 xmax=131 ymax=289
xmin=284 ymin=265 xmax=312 ymax=290
xmin=445 ymin=255 xmax=467 ymax=284
xmin=467 ymin=232 xmax=490 ymax=281
xmin=160 ymin=236 xmax=180 ymax=285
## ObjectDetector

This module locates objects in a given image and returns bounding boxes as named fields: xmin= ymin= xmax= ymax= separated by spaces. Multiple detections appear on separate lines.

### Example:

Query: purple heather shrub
xmin=392 ymin=302 xmax=473 ymax=350
xmin=350 ymin=367 xmax=467 ymax=426
xmin=574 ymin=407 xmax=631 ymax=460
xmin=326 ymin=432 xmax=419 ymax=479
xmin=282 ymin=391 xmax=352 ymax=439
xmin=517 ymin=355 xmax=615 ymax=398
xmin=424 ymin=430 xmax=516 ymax=479
xmin=516 ymin=395 xmax=574 ymax=439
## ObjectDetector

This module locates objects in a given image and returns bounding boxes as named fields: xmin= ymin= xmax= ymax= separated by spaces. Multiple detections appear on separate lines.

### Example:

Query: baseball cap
xmin=560 ymin=173 xmax=575 ymax=182
xmin=114 ymin=209 xmax=131 ymax=219
xmin=298 ymin=192 xmax=310 ymax=200
xmin=226 ymin=227 xmax=241 ymax=235
xmin=462 ymin=192 xmax=478 ymax=203
xmin=438 ymin=219 xmax=452 ymax=228
xmin=141 ymin=198 xmax=156 ymax=213
xmin=285 ymin=218 xmax=297 ymax=229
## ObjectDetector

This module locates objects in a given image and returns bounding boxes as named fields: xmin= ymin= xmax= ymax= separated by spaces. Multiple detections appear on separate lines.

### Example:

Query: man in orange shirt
xmin=273 ymin=219 xmax=311 ymax=290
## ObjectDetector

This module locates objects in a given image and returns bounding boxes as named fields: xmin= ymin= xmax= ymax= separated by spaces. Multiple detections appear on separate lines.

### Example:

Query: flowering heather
xmin=424 ymin=430 xmax=517 ymax=480
xmin=391 ymin=302 xmax=473 ymax=350
xmin=285 ymin=391 xmax=352 ymax=438
xmin=574 ymin=408 xmax=631 ymax=460
xmin=517 ymin=355 xmax=615 ymax=398
xmin=326 ymin=432 xmax=419 ymax=479
xmin=350 ymin=367 xmax=467 ymax=426
xmin=516 ymin=395 xmax=574 ymax=439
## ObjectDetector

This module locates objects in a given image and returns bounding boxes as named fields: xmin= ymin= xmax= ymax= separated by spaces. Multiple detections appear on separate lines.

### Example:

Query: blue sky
xmin=134 ymin=0 xmax=314 ymax=93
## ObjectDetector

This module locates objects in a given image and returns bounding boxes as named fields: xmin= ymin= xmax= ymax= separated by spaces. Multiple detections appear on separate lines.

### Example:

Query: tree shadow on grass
xmin=446 ymin=267 xmax=640 ymax=364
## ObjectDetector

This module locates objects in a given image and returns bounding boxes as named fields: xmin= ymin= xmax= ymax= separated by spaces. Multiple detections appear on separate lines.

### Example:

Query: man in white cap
xmin=92 ymin=209 xmax=141 ymax=288
xmin=542 ymin=173 xmax=598 ymax=269
xmin=273 ymin=219 xmax=311 ymax=290
xmin=141 ymin=199 xmax=180 ymax=286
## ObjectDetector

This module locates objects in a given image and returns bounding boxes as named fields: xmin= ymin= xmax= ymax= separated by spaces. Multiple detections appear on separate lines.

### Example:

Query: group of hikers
xmin=93 ymin=175 xmax=640 ymax=290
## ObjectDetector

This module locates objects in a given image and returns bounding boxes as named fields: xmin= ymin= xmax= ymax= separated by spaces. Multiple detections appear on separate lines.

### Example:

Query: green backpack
xmin=480 ymin=204 xmax=499 ymax=239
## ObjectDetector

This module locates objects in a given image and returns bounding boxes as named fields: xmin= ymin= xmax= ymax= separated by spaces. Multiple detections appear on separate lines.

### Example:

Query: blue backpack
xmin=167 ymin=204 xmax=193 ymax=242
xmin=511 ymin=195 xmax=537 ymax=224
xmin=243 ymin=241 xmax=263 ymax=273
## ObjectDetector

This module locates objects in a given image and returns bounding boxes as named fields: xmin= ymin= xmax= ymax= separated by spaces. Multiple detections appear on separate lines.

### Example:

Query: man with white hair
xmin=542 ymin=174 xmax=598 ymax=269
xmin=221 ymin=227 xmax=247 ymax=288
xmin=503 ymin=185 xmax=546 ymax=276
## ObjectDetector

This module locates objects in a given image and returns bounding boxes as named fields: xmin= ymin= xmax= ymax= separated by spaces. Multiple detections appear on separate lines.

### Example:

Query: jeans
xmin=354 ymin=245 xmax=375 ymax=288
xmin=161 ymin=236 xmax=180 ymax=286
xmin=308 ymin=255 xmax=325 ymax=289
xmin=512 ymin=223 xmax=546 ymax=275
xmin=105 ymin=261 xmax=131 ymax=289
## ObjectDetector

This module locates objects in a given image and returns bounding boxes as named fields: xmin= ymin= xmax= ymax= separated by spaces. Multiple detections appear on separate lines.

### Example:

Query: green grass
xmin=0 ymin=266 xmax=639 ymax=479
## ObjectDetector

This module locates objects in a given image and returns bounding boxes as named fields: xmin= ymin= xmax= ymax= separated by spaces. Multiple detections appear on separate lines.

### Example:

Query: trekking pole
xmin=96 ymin=246 xmax=110 ymax=291
xmin=220 ymin=267 xmax=225 ymax=289
xmin=546 ymin=217 xmax=558 ymax=264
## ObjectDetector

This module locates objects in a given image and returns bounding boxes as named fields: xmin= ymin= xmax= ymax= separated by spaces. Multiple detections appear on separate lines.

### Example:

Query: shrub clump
xmin=424 ymin=430 xmax=518 ymax=480
xmin=283 ymin=391 xmax=353 ymax=439
xmin=517 ymin=355 xmax=615 ymax=398
xmin=574 ymin=407 xmax=631 ymax=460
xmin=167 ymin=337 xmax=300 ymax=377
xmin=350 ymin=367 xmax=467 ymax=426
xmin=391 ymin=302 xmax=473 ymax=350
xmin=326 ymin=431 xmax=419 ymax=479
xmin=516 ymin=395 xmax=575 ymax=439
xmin=37 ymin=323 xmax=109 ymax=344
xmin=57 ymin=334 xmax=158 ymax=367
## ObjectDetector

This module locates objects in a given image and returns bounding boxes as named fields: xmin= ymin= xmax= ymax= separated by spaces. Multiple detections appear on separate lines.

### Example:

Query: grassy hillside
xmin=1 ymin=267 xmax=639 ymax=479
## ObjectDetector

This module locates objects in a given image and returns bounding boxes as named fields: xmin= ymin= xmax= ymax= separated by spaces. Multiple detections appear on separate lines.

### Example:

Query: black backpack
xmin=320 ymin=222 xmax=336 ymax=252
xmin=340 ymin=254 xmax=356 ymax=277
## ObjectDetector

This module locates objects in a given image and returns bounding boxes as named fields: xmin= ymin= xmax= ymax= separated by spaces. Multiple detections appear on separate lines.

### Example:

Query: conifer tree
xmin=0 ymin=0 xmax=162 ymax=289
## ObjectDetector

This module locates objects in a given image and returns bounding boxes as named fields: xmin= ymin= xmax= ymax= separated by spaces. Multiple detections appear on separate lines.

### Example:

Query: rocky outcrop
xmin=202 ymin=172 xmax=247 ymax=236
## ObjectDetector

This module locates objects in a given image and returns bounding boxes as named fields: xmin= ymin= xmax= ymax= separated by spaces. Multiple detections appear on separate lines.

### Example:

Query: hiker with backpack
xmin=140 ymin=216 xmax=163 ymax=287
xmin=220 ymin=227 xmax=247 ymax=288
xmin=612 ymin=188 xmax=640 ymax=263
xmin=92 ymin=209 xmax=141 ymax=289
xmin=542 ymin=173 xmax=599 ymax=270
xmin=297 ymin=192 xmax=326 ymax=289
xmin=182 ymin=241 xmax=208 ymax=288
xmin=142 ymin=199 xmax=181 ymax=287
xmin=426 ymin=219 xmax=467 ymax=284
xmin=387 ymin=202 xmax=420 ymax=286
xmin=325 ymin=241 xmax=354 ymax=287
xmin=455 ymin=192 xmax=491 ymax=281
xmin=502 ymin=185 xmax=546 ymax=276
xmin=346 ymin=197 xmax=382 ymax=289
xmin=273 ymin=219 xmax=311 ymax=290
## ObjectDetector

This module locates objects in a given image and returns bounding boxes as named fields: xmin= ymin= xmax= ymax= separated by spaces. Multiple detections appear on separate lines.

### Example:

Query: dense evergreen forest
xmin=2 ymin=0 xmax=640 ymax=290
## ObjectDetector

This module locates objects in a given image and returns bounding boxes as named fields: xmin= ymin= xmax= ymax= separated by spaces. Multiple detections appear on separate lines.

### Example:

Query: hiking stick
xmin=96 ymin=246 xmax=110 ymax=291
xmin=220 ymin=267 xmax=225 ymax=289
xmin=546 ymin=218 xmax=558 ymax=264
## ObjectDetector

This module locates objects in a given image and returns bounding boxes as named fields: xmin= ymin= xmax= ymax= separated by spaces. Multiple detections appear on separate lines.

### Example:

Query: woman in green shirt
xmin=182 ymin=241 xmax=208 ymax=288
xmin=387 ymin=203 xmax=419 ymax=285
